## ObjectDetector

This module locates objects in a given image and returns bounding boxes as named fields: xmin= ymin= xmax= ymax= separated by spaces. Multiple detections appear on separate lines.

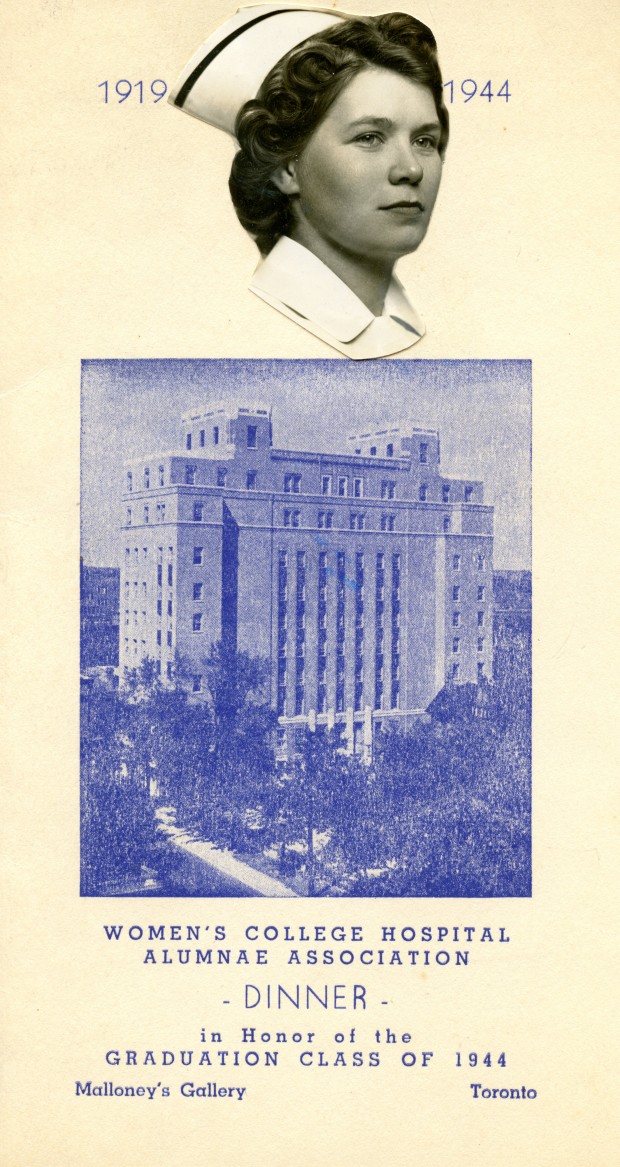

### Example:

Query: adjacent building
xmin=119 ymin=402 xmax=493 ymax=754
xmin=80 ymin=564 xmax=120 ymax=670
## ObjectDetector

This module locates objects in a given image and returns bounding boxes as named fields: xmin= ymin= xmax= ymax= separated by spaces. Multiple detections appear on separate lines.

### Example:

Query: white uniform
xmin=249 ymin=236 xmax=425 ymax=360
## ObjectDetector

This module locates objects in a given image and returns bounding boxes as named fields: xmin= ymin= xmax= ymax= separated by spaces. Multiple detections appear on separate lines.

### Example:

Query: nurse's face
xmin=275 ymin=66 xmax=443 ymax=269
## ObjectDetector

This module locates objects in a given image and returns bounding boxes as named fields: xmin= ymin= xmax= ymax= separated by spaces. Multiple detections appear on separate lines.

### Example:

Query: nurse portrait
xmin=170 ymin=5 xmax=448 ymax=359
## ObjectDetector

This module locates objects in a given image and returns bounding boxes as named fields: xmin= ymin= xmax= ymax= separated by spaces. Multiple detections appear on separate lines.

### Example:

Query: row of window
xmin=126 ymin=500 xmax=477 ymax=531
xmin=187 ymin=421 xmax=267 ymax=453
xmin=453 ymin=552 xmax=487 ymax=571
xmin=349 ymin=440 xmax=432 ymax=463
xmin=453 ymin=610 xmax=486 ymax=629
xmin=186 ymin=423 xmax=223 ymax=450
xmin=452 ymin=585 xmax=487 ymax=602
xmin=283 ymin=510 xmax=453 ymax=531
xmin=124 ymin=545 xmax=173 ymax=562
xmin=129 ymin=466 xmax=473 ymax=503
xmin=452 ymin=636 xmax=486 ymax=653
xmin=127 ymin=467 xmax=166 ymax=492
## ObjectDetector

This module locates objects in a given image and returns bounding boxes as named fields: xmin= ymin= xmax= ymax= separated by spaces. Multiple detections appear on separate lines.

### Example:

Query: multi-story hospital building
xmin=120 ymin=402 xmax=493 ymax=754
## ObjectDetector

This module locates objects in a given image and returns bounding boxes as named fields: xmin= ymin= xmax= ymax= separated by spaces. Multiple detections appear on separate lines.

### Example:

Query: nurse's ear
xmin=270 ymin=159 xmax=300 ymax=196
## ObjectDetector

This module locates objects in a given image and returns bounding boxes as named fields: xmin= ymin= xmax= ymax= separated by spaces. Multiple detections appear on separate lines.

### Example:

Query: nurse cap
xmin=169 ymin=4 xmax=352 ymax=137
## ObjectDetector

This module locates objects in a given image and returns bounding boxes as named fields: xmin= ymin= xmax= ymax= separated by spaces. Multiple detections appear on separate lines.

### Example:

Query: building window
xmin=349 ymin=512 xmax=365 ymax=530
xmin=337 ymin=476 xmax=347 ymax=496
xmin=166 ymin=630 xmax=172 ymax=647
xmin=167 ymin=599 xmax=172 ymax=616
xmin=186 ymin=433 xmax=192 ymax=450
xmin=294 ymin=551 xmax=306 ymax=716
xmin=477 ymin=585 xmax=486 ymax=601
xmin=353 ymin=477 xmax=363 ymax=498
xmin=158 ymin=465 xmax=164 ymax=486
xmin=452 ymin=585 xmax=460 ymax=601
xmin=157 ymin=564 xmax=162 ymax=586
xmin=199 ymin=429 xmax=205 ymax=447
xmin=453 ymin=553 xmax=461 ymax=570
xmin=452 ymin=637 xmax=460 ymax=653
xmin=157 ymin=599 xmax=162 ymax=616
xmin=380 ymin=514 xmax=395 ymax=532
xmin=381 ymin=480 xmax=396 ymax=500
xmin=464 ymin=485 xmax=473 ymax=502
xmin=284 ymin=472 xmax=301 ymax=493
xmin=477 ymin=662 xmax=485 ymax=680
xmin=321 ymin=475 xmax=331 ymax=496
xmin=247 ymin=424 xmax=257 ymax=449
xmin=215 ymin=467 xmax=226 ymax=488
xmin=283 ymin=509 xmax=300 ymax=528
xmin=477 ymin=610 xmax=484 ymax=628
xmin=419 ymin=442 xmax=428 ymax=463
xmin=193 ymin=502 xmax=203 ymax=522
xmin=246 ymin=470 xmax=257 ymax=490
xmin=167 ymin=564 xmax=173 ymax=587
xmin=190 ymin=674 xmax=202 ymax=693
xmin=452 ymin=611 xmax=461 ymax=627
xmin=193 ymin=546 xmax=203 ymax=565
xmin=126 ymin=507 xmax=132 ymax=526
xmin=144 ymin=467 xmax=150 ymax=489
xmin=213 ymin=426 xmax=219 ymax=446
xmin=477 ymin=553 xmax=486 ymax=571
xmin=370 ymin=446 xmax=377 ymax=456
xmin=277 ymin=550 xmax=288 ymax=716
xmin=443 ymin=515 xmax=451 ymax=532
xmin=477 ymin=636 xmax=485 ymax=652
xmin=144 ymin=505 xmax=149 ymax=524
xmin=156 ymin=630 xmax=161 ymax=646
xmin=452 ymin=662 xmax=460 ymax=680
xmin=419 ymin=483 xmax=427 ymax=502
xmin=386 ymin=442 xmax=394 ymax=457
xmin=127 ymin=471 xmax=133 ymax=493
xmin=185 ymin=465 xmax=196 ymax=485
xmin=193 ymin=582 xmax=203 ymax=601
xmin=318 ymin=511 xmax=333 ymax=529
xmin=442 ymin=484 xmax=450 ymax=503
xmin=192 ymin=613 xmax=202 ymax=633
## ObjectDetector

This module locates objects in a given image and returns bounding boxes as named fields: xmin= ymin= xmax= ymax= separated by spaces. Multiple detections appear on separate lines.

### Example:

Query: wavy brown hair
xmin=229 ymin=12 xmax=449 ymax=256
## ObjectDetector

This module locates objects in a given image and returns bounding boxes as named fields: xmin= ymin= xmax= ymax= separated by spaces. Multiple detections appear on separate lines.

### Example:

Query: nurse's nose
xmin=388 ymin=144 xmax=424 ymax=184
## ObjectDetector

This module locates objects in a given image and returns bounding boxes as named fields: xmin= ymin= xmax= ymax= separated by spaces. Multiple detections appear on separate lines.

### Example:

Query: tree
xmin=80 ymin=675 xmax=159 ymax=894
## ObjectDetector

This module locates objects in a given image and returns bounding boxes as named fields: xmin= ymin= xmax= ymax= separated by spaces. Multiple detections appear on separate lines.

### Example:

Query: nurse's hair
xmin=229 ymin=12 xmax=448 ymax=256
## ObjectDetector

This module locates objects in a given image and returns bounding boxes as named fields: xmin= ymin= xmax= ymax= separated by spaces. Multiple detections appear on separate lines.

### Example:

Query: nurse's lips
xmin=379 ymin=199 xmax=425 ymax=214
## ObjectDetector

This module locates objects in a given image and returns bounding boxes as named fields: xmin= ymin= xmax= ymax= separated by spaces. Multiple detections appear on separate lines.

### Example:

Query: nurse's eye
xmin=353 ymin=132 xmax=383 ymax=147
xmin=414 ymin=135 xmax=439 ymax=151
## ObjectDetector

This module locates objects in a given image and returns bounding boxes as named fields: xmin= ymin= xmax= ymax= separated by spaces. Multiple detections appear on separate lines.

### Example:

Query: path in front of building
xmin=156 ymin=807 xmax=298 ymax=898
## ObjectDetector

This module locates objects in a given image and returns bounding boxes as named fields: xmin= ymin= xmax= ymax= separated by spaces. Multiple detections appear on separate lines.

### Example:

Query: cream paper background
xmin=1 ymin=1 xmax=618 ymax=1163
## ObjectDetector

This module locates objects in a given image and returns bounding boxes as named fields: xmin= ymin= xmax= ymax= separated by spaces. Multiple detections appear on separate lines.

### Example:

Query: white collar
xmin=249 ymin=236 xmax=425 ymax=359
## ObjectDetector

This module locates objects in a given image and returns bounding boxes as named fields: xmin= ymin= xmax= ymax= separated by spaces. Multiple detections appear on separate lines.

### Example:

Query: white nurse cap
xmin=169 ymin=4 xmax=352 ymax=137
